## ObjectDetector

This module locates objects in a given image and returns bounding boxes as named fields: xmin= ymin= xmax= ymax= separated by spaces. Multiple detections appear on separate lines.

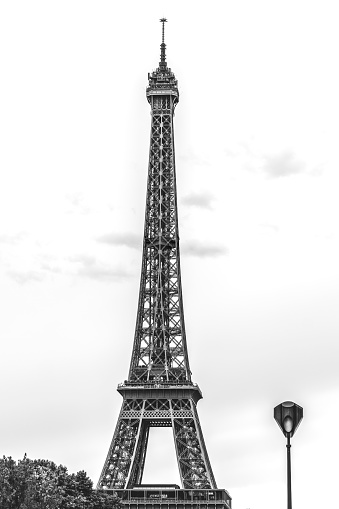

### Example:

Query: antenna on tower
xmin=160 ymin=17 xmax=167 ymax=43
xmin=159 ymin=17 xmax=168 ymax=70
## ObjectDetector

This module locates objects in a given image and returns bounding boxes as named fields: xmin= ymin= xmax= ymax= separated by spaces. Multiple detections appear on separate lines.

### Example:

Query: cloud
xmin=96 ymin=232 xmax=141 ymax=250
xmin=181 ymin=240 xmax=228 ymax=258
xmin=178 ymin=152 xmax=210 ymax=167
xmin=69 ymin=255 xmax=132 ymax=282
xmin=40 ymin=261 xmax=62 ymax=274
xmin=260 ymin=223 xmax=279 ymax=233
xmin=4 ymin=253 xmax=132 ymax=284
xmin=262 ymin=150 xmax=305 ymax=178
xmin=7 ymin=270 xmax=45 ymax=284
xmin=181 ymin=193 xmax=214 ymax=210
xmin=65 ymin=193 xmax=90 ymax=214
xmin=225 ymin=139 xmax=253 ymax=158
xmin=6 ymin=259 xmax=62 ymax=284
xmin=0 ymin=232 xmax=26 ymax=245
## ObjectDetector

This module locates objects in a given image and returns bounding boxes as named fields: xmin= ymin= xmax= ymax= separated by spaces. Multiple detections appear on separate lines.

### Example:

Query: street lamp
xmin=274 ymin=401 xmax=303 ymax=509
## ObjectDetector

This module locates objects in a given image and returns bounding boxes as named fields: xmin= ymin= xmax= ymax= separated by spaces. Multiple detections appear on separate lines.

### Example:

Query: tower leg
xmin=98 ymin=399 xmax=144 ymax=489
xmin=127 ymin=420 xmax=150 ymax=487
xmin=170 ymin=398 xmax=217 ymax=489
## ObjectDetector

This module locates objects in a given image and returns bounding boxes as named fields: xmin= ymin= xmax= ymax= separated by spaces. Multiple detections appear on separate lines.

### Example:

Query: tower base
xmin=104 ymin=488 xmax=232 ymax=509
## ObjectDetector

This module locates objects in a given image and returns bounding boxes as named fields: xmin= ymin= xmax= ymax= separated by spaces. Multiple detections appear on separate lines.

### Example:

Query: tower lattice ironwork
xmin=97 ymin=21 xmax=231 ymax=507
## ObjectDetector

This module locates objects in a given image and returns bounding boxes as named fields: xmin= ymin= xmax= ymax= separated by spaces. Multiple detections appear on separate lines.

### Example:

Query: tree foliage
xmin=0 ymin=455 xmax=121 ymax=509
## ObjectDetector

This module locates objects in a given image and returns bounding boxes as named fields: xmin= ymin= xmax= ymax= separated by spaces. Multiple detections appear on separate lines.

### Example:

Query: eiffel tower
xmin=97 ymin=19 xmax=232 ymax=509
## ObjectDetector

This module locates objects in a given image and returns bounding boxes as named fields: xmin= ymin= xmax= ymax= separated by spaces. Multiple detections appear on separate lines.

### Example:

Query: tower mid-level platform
xmin=106 ymin=488 xmax=232 ymax=509
xmin=117 ymin=382 xmax=203 ymax=404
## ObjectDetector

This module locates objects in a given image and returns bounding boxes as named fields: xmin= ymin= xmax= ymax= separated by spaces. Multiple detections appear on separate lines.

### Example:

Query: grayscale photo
xmin=0 ymin=2 xmax=338 ymax=508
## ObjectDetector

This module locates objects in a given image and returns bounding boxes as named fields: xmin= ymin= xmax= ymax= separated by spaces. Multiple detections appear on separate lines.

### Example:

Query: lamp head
xmin=274 ymin=401 xmax=303 ymax=438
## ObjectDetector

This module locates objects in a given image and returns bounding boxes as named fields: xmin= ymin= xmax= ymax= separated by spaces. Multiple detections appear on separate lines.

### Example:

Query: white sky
xmin=1 ymin=1 xmax=339 ymax=508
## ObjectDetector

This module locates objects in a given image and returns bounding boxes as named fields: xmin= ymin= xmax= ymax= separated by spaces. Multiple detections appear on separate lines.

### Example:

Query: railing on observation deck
xmin=118 ymin=382 xmax=198 ymax=388
xmin=109 ymin=489 xmax=232 ymax=508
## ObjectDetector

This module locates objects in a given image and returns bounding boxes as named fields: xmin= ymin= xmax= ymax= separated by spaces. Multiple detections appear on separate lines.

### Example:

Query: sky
xmin=1 ymin=1 xmax=339 ymax=508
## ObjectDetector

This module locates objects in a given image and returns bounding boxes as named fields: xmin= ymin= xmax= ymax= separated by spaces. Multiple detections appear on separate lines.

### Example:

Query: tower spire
xmin=159 ymin=17 xmax=167 ymax=70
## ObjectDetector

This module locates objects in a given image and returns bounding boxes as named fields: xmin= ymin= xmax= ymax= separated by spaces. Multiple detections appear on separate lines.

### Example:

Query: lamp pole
xmin=286 ymin=432 xmax=291 ymax=509
xmin=274 ymin=401 xmax=303 ymax=509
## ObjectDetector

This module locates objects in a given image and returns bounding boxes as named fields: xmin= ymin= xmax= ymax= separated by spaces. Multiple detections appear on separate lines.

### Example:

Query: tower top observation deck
xmin=147 ymin=18 xmax=179 ymax=103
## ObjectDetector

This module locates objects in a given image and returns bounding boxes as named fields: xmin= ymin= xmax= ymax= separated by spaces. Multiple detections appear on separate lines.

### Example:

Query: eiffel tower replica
xmin=97 ymin=19 xmax=232 ymax=509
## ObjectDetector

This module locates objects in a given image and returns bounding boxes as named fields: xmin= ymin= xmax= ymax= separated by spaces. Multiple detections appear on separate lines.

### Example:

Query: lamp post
xmin=274 ymin=401 xmax=303 ymax=509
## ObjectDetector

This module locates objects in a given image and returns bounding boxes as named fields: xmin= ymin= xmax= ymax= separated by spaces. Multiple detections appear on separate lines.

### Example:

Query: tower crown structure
xmin=98 ymin=21 xmax=231 ymax=508
xmin=146 ymin=18 xmax=179 ymax=107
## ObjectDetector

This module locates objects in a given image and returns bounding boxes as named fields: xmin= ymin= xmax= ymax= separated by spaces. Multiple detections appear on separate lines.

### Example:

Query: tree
xmin=90 ymin=490 xmax=122 ymax=509
xmin=0 ymin=455 xmax=122 ymax=509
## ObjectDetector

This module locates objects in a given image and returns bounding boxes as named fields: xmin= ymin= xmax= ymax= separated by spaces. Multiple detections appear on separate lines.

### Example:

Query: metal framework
xmin=97 ymin=20 xmax=221 ymax=496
